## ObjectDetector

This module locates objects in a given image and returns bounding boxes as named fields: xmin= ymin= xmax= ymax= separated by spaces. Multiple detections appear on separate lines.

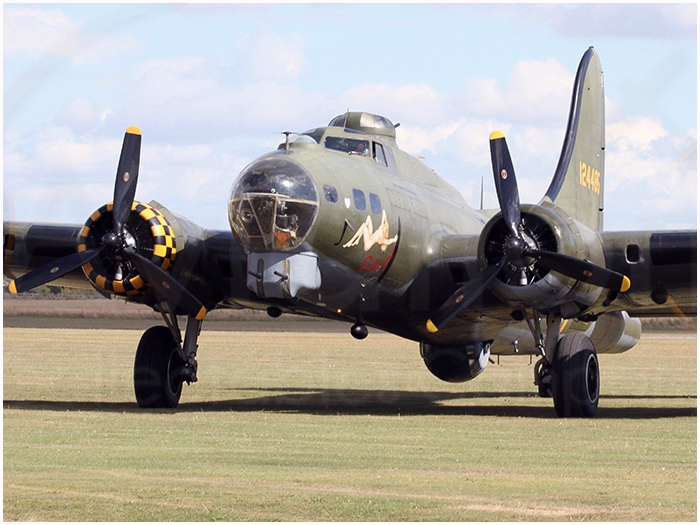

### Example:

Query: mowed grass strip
xmin=4 ymin=327 xmax=696 ymax=521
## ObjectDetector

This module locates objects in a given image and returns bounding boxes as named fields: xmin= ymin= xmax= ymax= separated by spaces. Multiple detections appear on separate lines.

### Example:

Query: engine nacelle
xmin=580 ymin=311 xmax=641 ymax=354
xmin=420 ymin=341 xmax=491 ymax=383
xmin=479 ymin=203 xmax=606 ymax=317
xmin=78 ymin=201 xmax=177 ymax=297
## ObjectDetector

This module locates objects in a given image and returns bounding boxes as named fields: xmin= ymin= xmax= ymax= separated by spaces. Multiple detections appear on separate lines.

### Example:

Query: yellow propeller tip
xmin=621 ymin=276 xmax=631 ymax=293
xmin=489 ymin=130 xmax=505 ymax=140
xmin=195 ymin=306 xmax=207 ymax=321
xmin=126 ymin=126 xmax=142 ymax=136
xmin=425 ymin=319 xmax=439 ymax=333
xmin=8 ymin=281 xmax=18 ymax=294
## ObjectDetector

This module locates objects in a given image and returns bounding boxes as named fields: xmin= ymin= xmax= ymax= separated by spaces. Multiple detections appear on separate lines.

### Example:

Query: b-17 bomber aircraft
xmin=4 ymin=48 xmax=696 ymax=417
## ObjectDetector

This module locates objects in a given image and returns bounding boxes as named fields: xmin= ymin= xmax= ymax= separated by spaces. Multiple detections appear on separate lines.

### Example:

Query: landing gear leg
xmin=133 ymin=307 xmax=203 ymax=408
xmin=527 ymin=311 xmax=560 ymax=398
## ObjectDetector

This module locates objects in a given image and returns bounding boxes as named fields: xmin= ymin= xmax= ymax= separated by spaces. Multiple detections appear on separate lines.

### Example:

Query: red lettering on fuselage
xmin=357 ymin=246 xmax=396 ymax=273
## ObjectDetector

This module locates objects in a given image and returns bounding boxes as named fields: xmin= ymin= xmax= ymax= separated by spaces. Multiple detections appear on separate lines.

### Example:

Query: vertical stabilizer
xmin=542 ymin=47 xmax=605 ymax=231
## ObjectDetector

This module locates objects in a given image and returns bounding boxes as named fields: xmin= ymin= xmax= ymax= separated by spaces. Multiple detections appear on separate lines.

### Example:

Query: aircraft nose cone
xmin=228 ymin=156 xmax=319 ymax=253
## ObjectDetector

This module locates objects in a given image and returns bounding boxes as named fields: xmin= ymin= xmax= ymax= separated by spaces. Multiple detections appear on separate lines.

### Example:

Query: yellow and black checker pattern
xmin=77 ymin=201 xmax=177 ymax=297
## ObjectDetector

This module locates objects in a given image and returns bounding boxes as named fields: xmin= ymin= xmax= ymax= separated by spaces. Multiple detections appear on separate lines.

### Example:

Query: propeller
xmin=426 ymin=131 xmax=630 ymax=333
xmin=127 ymin=249 xmax=206 ymax=320
xmin=7 ymin=247 xmax=104 ymax=295
xmin=112 ymin=127 xmax=142 ymax=234
xmin=425 ymin=256 xmax=506 ymax=333
xmin=7 ymin=127 xmax=206 ymax=321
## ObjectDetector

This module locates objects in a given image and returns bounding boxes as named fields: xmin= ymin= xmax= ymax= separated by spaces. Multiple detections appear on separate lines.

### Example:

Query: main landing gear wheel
xmin=134 ymin=326 xmax=184 ymax=408
xmin=551 ymin=333 xmax=599 ymax=418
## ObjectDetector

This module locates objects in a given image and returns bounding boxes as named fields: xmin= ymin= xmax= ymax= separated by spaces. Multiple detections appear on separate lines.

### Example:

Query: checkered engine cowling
xmin=77 ymin=202 xmax=177 ymax=297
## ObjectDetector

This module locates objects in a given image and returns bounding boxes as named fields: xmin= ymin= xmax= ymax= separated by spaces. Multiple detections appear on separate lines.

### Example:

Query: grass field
xmin=3 ymin=325 xmax=697 ymax=521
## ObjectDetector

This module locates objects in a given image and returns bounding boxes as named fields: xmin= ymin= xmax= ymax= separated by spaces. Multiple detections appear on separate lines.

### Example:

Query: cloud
xmin=4 ymin=7 xmax=79 ymax=58
xmin=4 ymin=6 xmax=140 ymax=63
xmin=339 ymin=83 xmax=447 ymax=127
xmin=459 ymin=58 xmax=573 ymax=125
xmin=4 ymin=182 xmax=113 ymax=226
xmin=5 ymin=127 xmax=120 ymax=181
xmin=549 ymin=4 xmax=697 ymax=40
xmin=56 ymin=97 xmax=113 ymax=133
xmin=81 ymin=23 xmax=312 ymax=142
xmin=235 ymin=25 xmax=305 ymax=82
xmin=607 ymin=116 xmax=668 ymax=156
xmin=472 ymin=4 xmax=697 ymax=40
xmin=603 ymin=118 xmax=696 ymax=229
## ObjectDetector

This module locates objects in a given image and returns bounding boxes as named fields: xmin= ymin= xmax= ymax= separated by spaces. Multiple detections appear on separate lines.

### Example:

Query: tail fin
xmin=542 ymin=47 xmax=605 ymax=231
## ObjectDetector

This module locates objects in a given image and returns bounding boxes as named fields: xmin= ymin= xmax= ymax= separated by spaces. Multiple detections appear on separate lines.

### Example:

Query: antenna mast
xmin=480 ymin=176 xmax=484 ymax=210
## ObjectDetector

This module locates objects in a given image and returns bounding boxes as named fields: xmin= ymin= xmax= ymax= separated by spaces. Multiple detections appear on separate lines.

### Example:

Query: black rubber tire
xmin=535 ymin=359 xmax=553 ymax=398
xmin=134 ymin=326 xmax=183 ymax=408
xmin=551 ymin=333 xmax=599 ymax=417
xmin=537 ymin=369 xmax=553 ymax=398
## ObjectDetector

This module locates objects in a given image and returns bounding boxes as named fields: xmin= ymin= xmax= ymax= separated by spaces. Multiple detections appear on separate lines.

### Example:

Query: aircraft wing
xmin=4 ymin=222 xmax=90 ymax=290
xmin=422 ymin=228 xmax=696 ymax=322
xmin=600 ymin=230 xmax=696 ymax=317
xmin=4 ymin=212 xmax=251 ymax=313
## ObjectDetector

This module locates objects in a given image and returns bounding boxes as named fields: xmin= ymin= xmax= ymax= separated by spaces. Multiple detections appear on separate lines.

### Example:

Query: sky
xmin=3 ymin=3 xmax=697 ymax=232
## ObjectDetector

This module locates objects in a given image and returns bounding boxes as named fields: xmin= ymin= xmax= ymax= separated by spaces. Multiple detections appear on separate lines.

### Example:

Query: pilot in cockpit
xmin=354 ymin=140 xmax=370 ymax=157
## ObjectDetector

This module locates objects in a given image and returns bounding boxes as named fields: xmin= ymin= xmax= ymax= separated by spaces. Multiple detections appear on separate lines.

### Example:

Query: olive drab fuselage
xmin=227 ymin=112 xmax=490 ymax=345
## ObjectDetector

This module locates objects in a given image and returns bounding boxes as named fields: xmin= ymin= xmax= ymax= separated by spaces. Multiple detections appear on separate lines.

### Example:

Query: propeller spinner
xmin=426 ymin=131 xmax=630 ymax=333
xmin=7 ymin=127 xmax=207 ymax=321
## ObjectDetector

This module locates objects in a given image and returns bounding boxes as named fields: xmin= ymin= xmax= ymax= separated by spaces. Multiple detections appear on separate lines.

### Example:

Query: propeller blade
xmin=7 ymin=247 xmax=104 ymax=294
xmin=112 ymin=126 xmax=142 ymax=234
xmin=127 ymin=250 xmax=207 ymax=320
xmin=426 ymin=257 xmax=507 ymax=333
xmin=528 ymin=249 xmax=631 ymax=292
xmin=490 ymin=131 xmax=522 ymax=239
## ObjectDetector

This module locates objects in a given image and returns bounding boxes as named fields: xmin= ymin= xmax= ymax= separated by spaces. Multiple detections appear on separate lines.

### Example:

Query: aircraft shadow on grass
xmin=4 ymin=388 xmax=696 ymax=419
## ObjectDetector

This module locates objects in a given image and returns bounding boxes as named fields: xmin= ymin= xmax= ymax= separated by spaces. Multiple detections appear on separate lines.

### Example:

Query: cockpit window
xmin=373 ymin=142 xmax=387 ymax=166
xmin=324 ymin=137 xmax=370 ymax=157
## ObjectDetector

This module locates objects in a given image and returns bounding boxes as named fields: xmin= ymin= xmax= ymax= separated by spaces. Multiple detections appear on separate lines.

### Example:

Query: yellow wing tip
xmin=8 ymin=281 xmax=18 ymax=294
xmin=126 ymin=126 xmax=142 ymax=136
xmin=425 ymin=319 xmax=439 ymax=333
xmin=621 ymin=275 xmax=631 ymax=293
xmin=489 ymin=130 xmax=505 ymax=141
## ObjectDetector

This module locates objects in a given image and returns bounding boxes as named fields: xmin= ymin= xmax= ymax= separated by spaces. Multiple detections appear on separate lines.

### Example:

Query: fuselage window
xmin=353 ymin=189 xmax=366 ymax=211
xmin=369 ymin=193 xmax=381 ymax=215
xmin=373 ymin=143 xmax=388 ymax=167
xmin=323 ymin=185 xmax=338 ymax=203
xmin=325 ymin=137 xmax=370 ymax=157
